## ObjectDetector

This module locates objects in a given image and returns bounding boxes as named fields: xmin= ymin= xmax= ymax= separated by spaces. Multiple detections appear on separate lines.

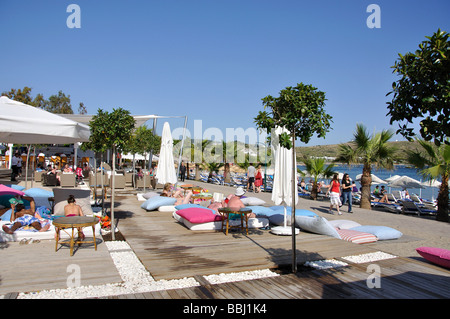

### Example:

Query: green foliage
xmin=335 ymin=124 xmax=396 ymax=209
xmin=2 ymin=86 xmax=86 ymax=114
xmin=255 ymin=83 xmax=332 ymax=149
xmin=387 ymin=29 xmax=450 ymax=146
xmin=128 ymin=125 xmax=161 ymax=156
xmin=407 ymin=139 xmax=449 ymax=222
xmin=84 ymin=108 xmax=135 ymax=153
xmin=300 ymin=157 xmax=336 ymax=200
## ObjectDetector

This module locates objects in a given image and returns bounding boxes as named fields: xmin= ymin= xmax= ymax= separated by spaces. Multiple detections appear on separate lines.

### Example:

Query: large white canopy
xmin=0 ymin=96 xmax=90 ymax=144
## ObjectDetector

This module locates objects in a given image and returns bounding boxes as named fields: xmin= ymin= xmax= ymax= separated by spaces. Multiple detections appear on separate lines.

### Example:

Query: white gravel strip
xmin=342 ymin=251 xmax=398 ymax=264
xmin=15 ymin=240 xmax=279 ymax=299
xmin=17 ymin=241 xmax=199 ymax=299
xmin=204 ymin=269 xmax=279 ymax=285
xmin=304 ymin=259 xmax=349 ymax=270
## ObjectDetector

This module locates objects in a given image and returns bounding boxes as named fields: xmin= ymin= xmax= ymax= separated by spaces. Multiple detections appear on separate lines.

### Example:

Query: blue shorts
xmin=14 ymin=215 xmax=40 ymax=226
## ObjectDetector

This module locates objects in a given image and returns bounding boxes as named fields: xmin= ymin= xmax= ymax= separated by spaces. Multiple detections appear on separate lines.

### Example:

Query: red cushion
xmin=416 ymin=247 xmax=450 ymax=269
xmin=176 ymin=207 xmax=222 ymax=224
xmin=336 ymin=229 xmax=378 ymax=244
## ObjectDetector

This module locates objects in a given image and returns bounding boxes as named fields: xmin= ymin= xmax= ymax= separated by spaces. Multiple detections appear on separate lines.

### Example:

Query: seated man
xmin=223 ymin=187 xmax=256 ymax=218
xmin=2 ymin=203 xmax=51 ymax=234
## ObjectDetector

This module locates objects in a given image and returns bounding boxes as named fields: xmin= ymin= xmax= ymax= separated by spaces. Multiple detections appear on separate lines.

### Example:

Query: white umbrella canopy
xmin=0 ymin=96 xmax=90 ymax=144
xmin=155 ymin=122 xmax=177 ymax=185
xmin=387 ymin=175 xmax=425 ymax=189
xmin=385 ymin=175 xmax=401 ymax=183
xmin=355 ymin=173 xmax=386 ymax=185
xmin=270 ymin=126 xmax=299 ymax=236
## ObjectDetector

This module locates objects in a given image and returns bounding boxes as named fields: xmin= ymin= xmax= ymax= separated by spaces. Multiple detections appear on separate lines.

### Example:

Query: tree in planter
xmin=130 ymin=125 xmax=161 ymax=188
xmin=387 ymin=29 xmax=450 ymax=146
xmin=335 ymin=124 xmax=397 ymax=210
xmin=255 ymin=82 xmax=332 ymax=272
xmin=86 ymin=108 xmax=135 ymax=240
xmin=407 ymin=139 xmax=449 ymax=222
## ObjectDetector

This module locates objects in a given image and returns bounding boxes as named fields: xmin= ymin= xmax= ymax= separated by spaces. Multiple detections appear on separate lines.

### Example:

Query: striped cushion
xmin=336 ymin=229 xmax=378 ymax=244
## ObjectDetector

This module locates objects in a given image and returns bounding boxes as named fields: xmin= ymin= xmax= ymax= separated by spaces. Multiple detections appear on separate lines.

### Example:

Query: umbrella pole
xmin=291 ymin=132 xmax=297 ymax=273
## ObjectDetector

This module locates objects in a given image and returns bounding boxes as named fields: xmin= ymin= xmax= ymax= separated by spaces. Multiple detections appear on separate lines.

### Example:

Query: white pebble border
xmin=14 ymin=240 xmax=278 ymax=299
xmin=342 ymin=251 xmax=398 ymax=264
xmin=304 ymin=259 xmax=349 ymax=270
xmin=204 ymin=269 xmax=279 ymax=285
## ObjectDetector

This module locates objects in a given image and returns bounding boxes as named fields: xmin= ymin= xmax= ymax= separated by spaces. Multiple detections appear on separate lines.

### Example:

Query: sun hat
xmin=235 ymin=187 xmax=245 ymax=197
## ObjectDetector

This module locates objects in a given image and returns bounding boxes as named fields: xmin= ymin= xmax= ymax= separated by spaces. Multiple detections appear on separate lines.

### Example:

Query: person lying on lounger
xmin=161 ymin=183 xmax=193 ymax=205
xmin=2 ymin=203 xmax=51 ymax=234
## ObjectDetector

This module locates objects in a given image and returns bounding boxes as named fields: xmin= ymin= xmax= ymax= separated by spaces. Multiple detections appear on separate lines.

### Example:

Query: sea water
xmin=297 ymin=164 xmax=442 ymax=201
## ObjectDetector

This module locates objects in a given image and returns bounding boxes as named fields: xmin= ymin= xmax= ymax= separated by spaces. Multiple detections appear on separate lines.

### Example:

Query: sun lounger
xmin=372 ymin=201 xmax=402 ymax=213
xmin=401 ymin=200 xmax=436 ymax=216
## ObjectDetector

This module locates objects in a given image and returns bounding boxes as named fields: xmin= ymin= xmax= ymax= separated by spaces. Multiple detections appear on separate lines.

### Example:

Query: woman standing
xmin=341 ymin=173 xmax=355 ymax=213
xmin=254 ymin=165 xmax=263 ymax=193
xmin=326 ymin=173 xmax=342 ymax=215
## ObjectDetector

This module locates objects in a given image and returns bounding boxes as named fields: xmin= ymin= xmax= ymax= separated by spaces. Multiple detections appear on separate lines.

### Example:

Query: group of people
xmin=326 ymin=173 xmax=356 ymax=215
xmin=2 ymin=194 xmax=86 ymax=238
xmin=159 ymin=182 xmax=256 ymax=218
xmin=246 ymin=164 xmax=263 ymax=193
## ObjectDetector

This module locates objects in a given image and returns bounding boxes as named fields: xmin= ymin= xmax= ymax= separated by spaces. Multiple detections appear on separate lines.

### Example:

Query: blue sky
xmin=1 ymin=0 xmax=449 ymax=146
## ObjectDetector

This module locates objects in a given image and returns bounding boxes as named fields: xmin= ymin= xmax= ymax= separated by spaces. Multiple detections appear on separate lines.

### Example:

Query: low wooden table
xmin=53 ymin=216 xmax=99 ymax=256
xmin=218 ymin=207 xmax=253 ymax=235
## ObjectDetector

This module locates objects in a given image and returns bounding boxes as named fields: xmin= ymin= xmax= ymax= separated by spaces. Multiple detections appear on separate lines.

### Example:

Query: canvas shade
xmin=0 ymin=184 xmax=25 ymax=196
xmin=355 ymin=173 xmax=386 ymax=185
xmin=0 ymin=96 xmax=90 ymax=144
xmin=271 ymin=126 xmax=299 ymax=236
xmin=155 ymin=122 xmax=177 ymax=185
xmin=388 ymin=175 xmax=425 ymax=189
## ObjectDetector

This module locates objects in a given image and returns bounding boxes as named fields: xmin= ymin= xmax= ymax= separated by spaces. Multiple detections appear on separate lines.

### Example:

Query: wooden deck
xmin=116 ymin=195 xmax=376 ymax=280
xmin=2 ymin=182 xmax=450 ymax=299
xmin=0 ymin=238 xmax=122 ymax=296
xmin=105 ymin=256 xmax=450 ymax=299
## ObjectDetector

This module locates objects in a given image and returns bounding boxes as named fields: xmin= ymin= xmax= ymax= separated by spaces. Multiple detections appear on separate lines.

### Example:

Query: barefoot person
xmin=64 ymin=195 xmax=85 ymax=240
xmin=161 ymin=183 xmax=193 ymax=205
xmin=64 ymin=195 xmax=84 ymax=217
xmin=2 ymin=204 xmax=51 ymax=234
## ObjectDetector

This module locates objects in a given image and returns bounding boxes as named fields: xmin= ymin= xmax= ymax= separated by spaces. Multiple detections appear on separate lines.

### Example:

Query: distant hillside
xmin=295 ymin=140 xmax=421 ymax=163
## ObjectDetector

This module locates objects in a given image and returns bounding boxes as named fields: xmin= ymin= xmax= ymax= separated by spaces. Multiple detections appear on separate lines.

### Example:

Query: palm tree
xmin=407 ymin=140 xmax=449 ymax=222
xmin=301 ymin=157 xmax=336 ymax=200
xmin=203 ymin=162 xmax=225 ymax=182
xmin=335 ymin=124 xmax=396 ymax=209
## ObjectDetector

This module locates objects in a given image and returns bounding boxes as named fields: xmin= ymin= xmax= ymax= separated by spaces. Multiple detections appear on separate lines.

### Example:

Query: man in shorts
xmin=2 ymin=203 xmax=50 ymax=234
xmin=247 ymin=163 xmax=256 ymax=192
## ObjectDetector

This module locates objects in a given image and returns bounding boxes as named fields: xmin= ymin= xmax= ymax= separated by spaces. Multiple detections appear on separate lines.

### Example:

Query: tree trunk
xmin=360 ymin=165 xmax=372 ymax=210
xmin=195 ymin=163 xmax=200 ymax=181
xmin=436 ymin=174 xmax=449 ymax=222
xmin=310 ymin=181 xmax=318 ymax=200
xmin=224 ymin=163 xmax=231 ymax=184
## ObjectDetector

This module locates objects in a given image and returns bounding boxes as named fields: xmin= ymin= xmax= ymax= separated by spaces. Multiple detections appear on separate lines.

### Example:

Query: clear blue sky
xmin=1 ymin=0 xmax=449 ymax=146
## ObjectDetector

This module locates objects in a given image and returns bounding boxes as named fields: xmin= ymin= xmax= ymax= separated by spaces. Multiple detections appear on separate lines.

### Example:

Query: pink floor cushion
xmin=176 ymin=207 xmax=222 ymax=224
xmin=336 ymin=228 xmax=378 ymax=244
xmin=416 ymin=247 xmax=450 ymax=269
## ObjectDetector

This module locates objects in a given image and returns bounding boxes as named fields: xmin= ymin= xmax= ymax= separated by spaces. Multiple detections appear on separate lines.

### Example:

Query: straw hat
xmin=235 ymin=187 xmax=245 ymax=197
